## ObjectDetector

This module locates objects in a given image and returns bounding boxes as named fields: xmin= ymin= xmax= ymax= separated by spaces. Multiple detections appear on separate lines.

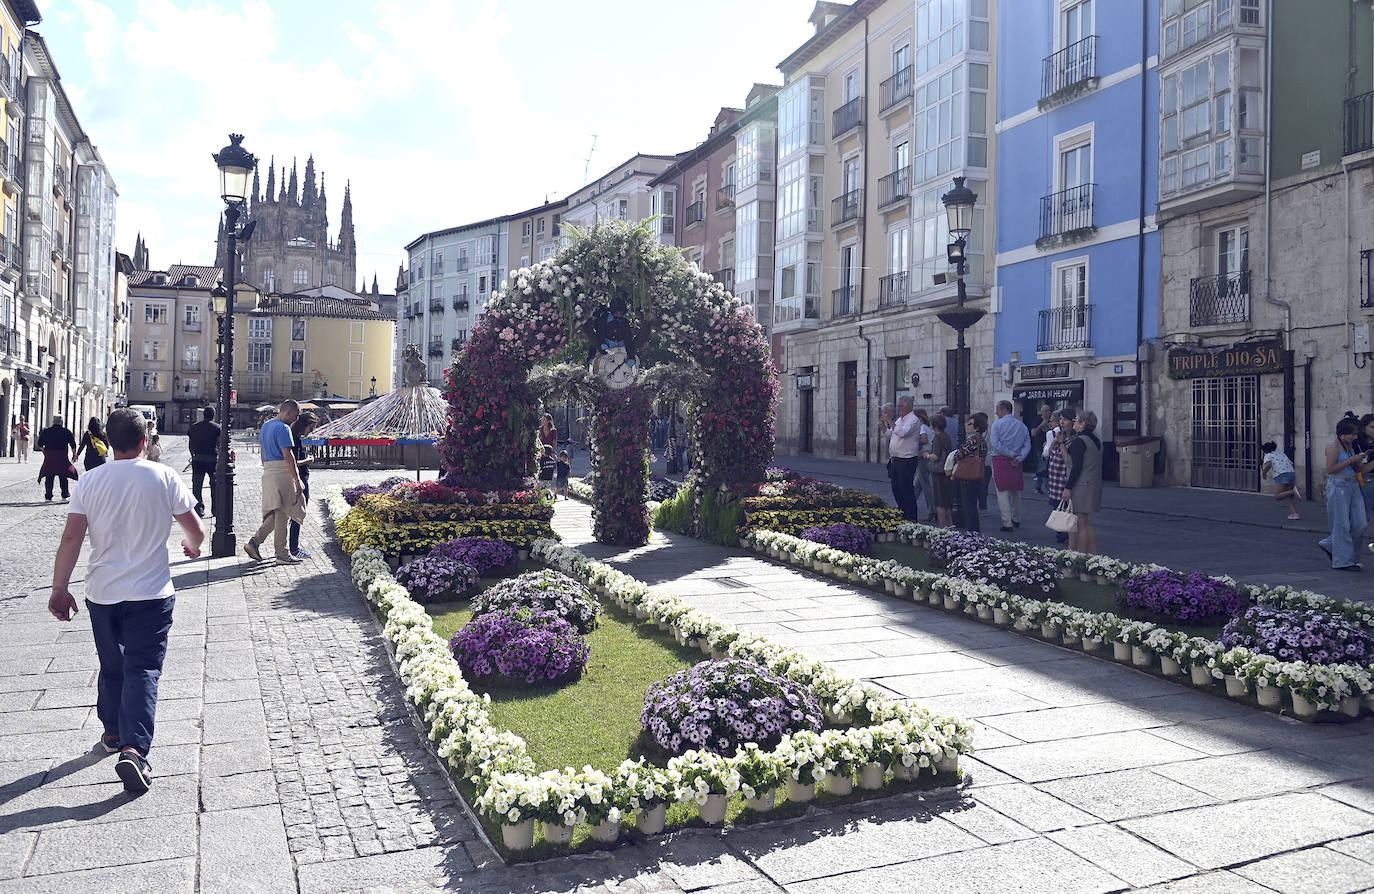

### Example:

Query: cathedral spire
xmin=318 ymin=173 xmax=328 ymax=235
xmin=278 ymin=166 xmax=287 ymax=203
xmin=264 ymin=156 xmax=275 ymax=204
xmin=372 ymin=273 xmax=379 ymax=296
xmin=302 ymin=154 xmax=317 ymax=209
xmin=287 ymin=158 xmax=299 ymax=206
xmin=214 ymin=214 xmax=226 ymax=269
xmin=338 ymin=180 xmax=355 ymax=253
xmin=251 ymin=165 xmax=260 ymax=207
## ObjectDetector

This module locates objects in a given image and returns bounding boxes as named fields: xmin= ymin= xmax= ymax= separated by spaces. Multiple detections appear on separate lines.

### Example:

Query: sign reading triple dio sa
xmin=1166 ymin=338 xmax=1286 ymax=379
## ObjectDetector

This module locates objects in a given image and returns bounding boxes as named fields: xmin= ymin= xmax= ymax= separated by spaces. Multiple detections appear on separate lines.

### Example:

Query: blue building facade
xmin=994 ymin=1 xmax=1160 ymax=475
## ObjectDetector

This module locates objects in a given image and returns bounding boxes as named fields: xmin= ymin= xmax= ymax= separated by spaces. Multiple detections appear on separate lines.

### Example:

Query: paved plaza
xmin=1 ymin=439 xmax=1373 ymax=892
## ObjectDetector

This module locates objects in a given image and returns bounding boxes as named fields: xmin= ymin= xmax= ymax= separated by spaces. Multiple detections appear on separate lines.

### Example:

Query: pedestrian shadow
xmin=0 ymin=746 xmax=107 ymax=808
xmin=0 ymin=787 xmax=136 ymax=833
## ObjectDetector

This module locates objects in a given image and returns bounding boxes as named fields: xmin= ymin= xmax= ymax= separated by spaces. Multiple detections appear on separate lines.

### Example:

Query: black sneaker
xmin=100 ymin=732 xmax=121 ymax=754
xmin=115 ymin=748 xmax=151 ymax=794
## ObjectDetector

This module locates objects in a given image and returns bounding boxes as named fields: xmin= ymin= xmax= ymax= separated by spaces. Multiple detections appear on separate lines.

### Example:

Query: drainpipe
xmin=1136 ymin=0 xmax=1150 ymax=436
xmin=858 ymin=323 xmax=873 ymax=463
xmin=858 ymin=12 xmax=872 ymax=464
xmin=1261 ymin=0 xmax=1295 ymax=468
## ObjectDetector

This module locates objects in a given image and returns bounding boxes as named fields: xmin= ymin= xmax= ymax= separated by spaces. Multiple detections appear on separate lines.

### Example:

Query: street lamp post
xmin=211 ymin=134 xmax=257 ymax=559
xmin=369 ymin=376 xmax=377 ymax=398
xmin=937 ymin=177 xmax=985 ymax=432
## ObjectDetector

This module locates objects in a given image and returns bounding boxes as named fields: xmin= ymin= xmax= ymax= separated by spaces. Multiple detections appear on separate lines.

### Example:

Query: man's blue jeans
xmin=86 ymin=596 xmax=175 ymax=756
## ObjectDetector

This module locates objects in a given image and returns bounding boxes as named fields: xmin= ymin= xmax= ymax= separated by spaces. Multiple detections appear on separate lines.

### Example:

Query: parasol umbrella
xmin=303 ymin=385 xmax=448 ymax=479
xmin=254 ymin=404 xmax=278 ymax=413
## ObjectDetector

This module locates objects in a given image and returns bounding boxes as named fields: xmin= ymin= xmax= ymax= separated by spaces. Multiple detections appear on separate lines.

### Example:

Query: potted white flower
xmin=732 ymin=743 xmax=784 ymax=812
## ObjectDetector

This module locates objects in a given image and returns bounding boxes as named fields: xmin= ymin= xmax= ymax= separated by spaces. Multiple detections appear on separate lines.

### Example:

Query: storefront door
xmin=841 ymin=362 xmax=857 ymax=456
xmin=1190 ymin=375 xmax=1259 ymax=491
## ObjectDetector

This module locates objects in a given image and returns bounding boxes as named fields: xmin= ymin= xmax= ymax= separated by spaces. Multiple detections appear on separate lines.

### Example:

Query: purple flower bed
xmin=450 ymin=608 xmax=589 ymax=685
xmin=394 ymin=555 xmax=480 ymax=604
xmin=1220 ymin=606 xmax=1374 ymax=666
xmin=647 ymin=475 xmax=680 ymax=503
xmin=428 ymin=536 xmax=515 ymax=576
xmin=927 ymin=530 xmax=989 ymax=569
xmin=342 ymin=476 xmax=410 ymax=505
xmin=471 ymin=569 xmax=601 ymax=633
xmin=640 ymin=658 xmax=823 ymax=757
xmin=945 ymin=542 xmax=1060 ymax=598
xmin=801 ymin=523 xmax=874 ymax=553
xmin=1117 ymin=569 xmax=1250 ymax=626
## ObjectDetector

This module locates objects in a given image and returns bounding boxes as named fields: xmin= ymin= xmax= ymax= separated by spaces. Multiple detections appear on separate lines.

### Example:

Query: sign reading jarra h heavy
xmin=1166 ymin=338 xmax=1286 ymax=379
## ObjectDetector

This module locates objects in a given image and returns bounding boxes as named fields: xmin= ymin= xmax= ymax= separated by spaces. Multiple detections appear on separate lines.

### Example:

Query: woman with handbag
xmin=949 ymin=412 xmax=989 ymax=532
xmin=75 ymin=417 xmax=110 ymax=472
xmin=1044 ymin=410 xmax=1074 ymax=544
xmin=925 ymin=413 xmax=955 ymax=527
xmin=1061 ymin=410 xmax=1103 ymax=555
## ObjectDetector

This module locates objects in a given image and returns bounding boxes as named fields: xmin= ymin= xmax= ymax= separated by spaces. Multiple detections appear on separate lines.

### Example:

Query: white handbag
xmin=1046 ymin=499 xmax=1078 ymax=533
xmin=943 ymin=451 xmax=957 ymax=474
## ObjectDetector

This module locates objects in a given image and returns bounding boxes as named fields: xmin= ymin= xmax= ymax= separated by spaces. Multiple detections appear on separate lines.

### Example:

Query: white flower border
xmin=744 ymin=524 xmax=1374 ymax=719
xmin=325 ymin=486 xmax=973 ymax=850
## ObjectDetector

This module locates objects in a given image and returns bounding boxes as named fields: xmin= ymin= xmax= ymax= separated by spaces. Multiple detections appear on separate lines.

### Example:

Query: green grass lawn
xmin=870 ymin=542 xmax=1225 ymax=640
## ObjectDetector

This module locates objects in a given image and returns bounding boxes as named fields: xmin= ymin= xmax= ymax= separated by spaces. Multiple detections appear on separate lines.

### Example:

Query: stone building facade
xmin=649 ymin=107 xmax=743 ymax=292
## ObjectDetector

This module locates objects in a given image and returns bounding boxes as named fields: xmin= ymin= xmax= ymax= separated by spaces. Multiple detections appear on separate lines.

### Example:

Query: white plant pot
xmin=1365 ymin=694 xmax=1374 ymax=713
xmin=1189 ymin=665 xmax=1213 ymax=687
xmin=827 ymin=706 xmax=853 ymax=725
xmin=1256 ymin=685 xmax=1282 ymax=708
xmin=698 ymin=793 xmax=728 ymax=825
xmin=943 ymin=594 xmax=959 ymax=610
xmin=890 ymin=762 xmax=917 ymax=781
xmin=823 ymin=772 xmax=854 ymax=796
xmin=1160 ymin=656 xmax=1183 ymax=676
xmin=1014 ymin=617 xmax=1033 ymax=632
xmin=589 ymin=819 xmax=620 ymax=843
xmin=1061 ymin=567 xmax=1076 ymax=579
xmin=993 ymin=608 xmax=1012 ymax=626
xmin=699 ymin=641 xmax=714 ymax=656
xmin=1224 ymin=674 xmax=1248 ymax=698
xmin=1079 ymin=572 xmax=1094 ymax=583
xmin=1061 ymin=632 xmax=1081 ymax=647
xmin=1291 ymin=692 xmax=1319 ymax=721
xmin=1096 ymin=573 xmax=1111 ymax=586
xmin=858 ymin=762 xmax=885 ymax=790
xmin=934 ymin=754 xmax=960 ymax=777
xmin=820 ymin=562 xmax=834 ymax=575
xmin=1339 ymin=695 xmax=1362 ymax=718
xmin=1132 ymin=646 xmax=1155 ymax=668
xmin=1111 ymin=642 xmax=1132 ymax=663
xmin=962 ymin=603 xmax=979 ymax=616
xmin=900 ymin=586 xmax=915 ymax=600
xmin=744 ymin=789 xmax=776 ymax=812
xmin=976 ymin=605 xmax=994 ymax=621
xmin=884 ymin=579 xmax=896 ymax=594
xmin=543 ymin=821 xmax=574 ymax=844
xmin=1040 ymin=623 xmax=1057 ymax=639
xmin=500 ymin=819 xmax=534 ymax=851
xmin=637 ymin=804 xmax=667 ymax=835
xmin=785 ymin=778 xmax=815 ymax=803
xmin=1083 ymin=637 xmax=1103 ymax=653
xmin=927 ymin=590 xmax=943 ymax=606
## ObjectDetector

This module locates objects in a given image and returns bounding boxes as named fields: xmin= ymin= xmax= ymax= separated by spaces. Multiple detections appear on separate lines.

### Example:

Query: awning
xmin=16 ymin=370 xmax=49 ymax=386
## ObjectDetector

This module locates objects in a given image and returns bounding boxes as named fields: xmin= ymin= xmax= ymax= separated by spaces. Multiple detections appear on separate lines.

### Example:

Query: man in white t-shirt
xmin=49 ymin=407 xmax=204 ymax=795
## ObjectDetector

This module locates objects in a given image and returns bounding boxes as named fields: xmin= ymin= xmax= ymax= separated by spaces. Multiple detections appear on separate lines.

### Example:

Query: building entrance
xmin=1189 ymin=375 xmax=1259 ymax=491
xmin=841 ymin=362 xmax=857 ymax=456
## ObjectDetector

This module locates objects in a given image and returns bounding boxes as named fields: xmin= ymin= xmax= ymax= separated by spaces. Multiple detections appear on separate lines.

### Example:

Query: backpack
xmin=91 ymin=435 xmax=108 ymax=457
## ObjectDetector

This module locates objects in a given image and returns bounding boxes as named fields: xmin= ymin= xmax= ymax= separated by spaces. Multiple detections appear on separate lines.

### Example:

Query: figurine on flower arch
xmin=582 ymin=294 xmax=639 ymax=390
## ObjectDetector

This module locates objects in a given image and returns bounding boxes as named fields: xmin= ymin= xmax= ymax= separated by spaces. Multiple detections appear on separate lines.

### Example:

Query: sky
xmin=34 ymin=0 xmax=818 ymax=289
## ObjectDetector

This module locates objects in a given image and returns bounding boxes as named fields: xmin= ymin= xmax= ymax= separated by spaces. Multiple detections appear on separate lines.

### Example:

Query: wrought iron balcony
xmin=428 ymin=339 xmax=445 ymax=357
xmin=53 ymin=164 xmax=68 ymax=197
xmin=831 ymin=189 xmax=863 ymax=227
xmin=1345 ymin=90 xmax=1374 ymax=156
xmin=833 ymin=96 xmax=864 ymax=139
xmin=452 ymin=296 xmax=470 ymax=311
xmin=711 ymin=267 xmax=735 ymax=293
xmin=877 ymin=168 xmax=911 ymax=207
xmin=455 ymin=257 xmax=469 ymax=272
xmin=879 ymin=65 xmax=913 ymax=113
xmin=1037 ymin=184 xmax=1096 ymax=245
xmin=685 ymin=200 xmax=705 ymax=225
xmin=428 ymin=298 xmax=444 ymax=312
xmin=1037 ymin=304 xmax=1094 ymax=352
xmin=1189 ymin=270 xmax=1251 ymax=326
xmin=879 ymin=272 xmax=910 ymax=307
xmin=832 ymin=285 xmax=857 ymax=317
xmin=183 ymin=320 xmax=202 ymax=332
xmin=716 ymin=184 xmax=735 ymax=209
xmin=1040 ymin=36 xmax=1097 ymax=106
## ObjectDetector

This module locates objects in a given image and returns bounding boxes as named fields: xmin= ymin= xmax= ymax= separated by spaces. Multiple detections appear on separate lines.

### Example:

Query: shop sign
xmin=795 ymin=373 xmax=814 ymax=391
xmin=1020 ymin=362 xmax=1070 ymax=382
xmin=1012 ymin=381 xmax=1084 ymax=403
xmin=1166 ymin=338 xmax=1285 ymax=379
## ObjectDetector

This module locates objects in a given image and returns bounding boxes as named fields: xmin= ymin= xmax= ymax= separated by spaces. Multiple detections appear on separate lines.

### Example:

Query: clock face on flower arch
xmin=595 ymin=345 xmax=636 ymax=389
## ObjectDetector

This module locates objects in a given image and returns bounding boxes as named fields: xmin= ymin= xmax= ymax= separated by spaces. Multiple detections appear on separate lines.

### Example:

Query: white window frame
xmin=1051 ymin=256 xmax=1090 ymax=312
xmin=1056 ymin=0 xmax=1094 ymax=51
xmin=183 ymin=304 xmax=200 ymax=326
xmin=144 ymin=302 xmax=168 ymax=324
xmin=348 ymin=351 xmax=363 ymax=377
xmin=247 ymin=317 xmax=273 ymax=340
xmin=350 ymin=322 xmax=364 ymax=344
xmin=1053 ymin=123 xmax=1094 ymax=195
xmin=842 ymin=66 xmax=862 ymax=103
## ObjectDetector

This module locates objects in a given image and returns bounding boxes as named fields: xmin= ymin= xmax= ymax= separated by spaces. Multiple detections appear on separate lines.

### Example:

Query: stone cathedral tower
xmin=216 ymin=154 xmax=357 ymax=293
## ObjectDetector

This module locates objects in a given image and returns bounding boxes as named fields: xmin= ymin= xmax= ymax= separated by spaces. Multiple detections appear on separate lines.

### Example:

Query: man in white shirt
xmin=884 ymin=396 xmax=922 ymax=521
xmin=49 ymin=407 xmax=204 ymax=794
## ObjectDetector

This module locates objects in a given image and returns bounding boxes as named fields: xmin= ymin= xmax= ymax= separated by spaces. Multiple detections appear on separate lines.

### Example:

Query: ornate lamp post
xmin=211 ymin=134 xmax=257 ymax=558
xmin=937 ymin=177 xmax=984 ymax=431
xmin=369 ymin=376 xmax=377 ymax=397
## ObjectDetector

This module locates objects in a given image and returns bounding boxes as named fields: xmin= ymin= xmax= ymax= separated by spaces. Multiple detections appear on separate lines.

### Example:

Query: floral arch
xmin=438 ymin=221 xmax=779 ymax=546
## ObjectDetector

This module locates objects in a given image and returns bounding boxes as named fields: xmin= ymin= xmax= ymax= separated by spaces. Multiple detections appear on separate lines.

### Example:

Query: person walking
xmin=48 ymin=407 xmax=204 ymax=794
xmin=1356 ymin=412 xmax=1374 ymax=556
xmin=882 ymin=396 xmax=923 ymax=522
xmin=1260 ymin=440 xmax=1301 ymax=520
xmin=539 ymin=413 xmax=558 ymax=453
xmin=12 ymin=416 xmax=30 ymax=462
xmin=243 ymin=399 xmax=306 ymax=565
xmin=1318 ymin=416 xmax=1372 ymax=571
xmin=286 ymin=412 xmax=318 ymax=560
xmin=187 ymin=407 xmax=221 ymax=518
xmin=912 ymin=409 xmax=935 ymax=520
xmin=1030 ymin=403 xmax=1056 ymax=494
xmin=949 ymin=412 xmax=989 ymax=532
xmin=35 ymin=415 xmax=78 ymax=501
xmin=1045 ymin=410 xmax=1074 ymax=544
xmin=989 ymin=400 xmax=1031 ymax=533
xmin=1061 ymin=410 xmax=1104 ymax=555
xmin=924 ymin=412 xmax=955 ymax=527
xmin=74 ymin=417 xmax=110 ymax=472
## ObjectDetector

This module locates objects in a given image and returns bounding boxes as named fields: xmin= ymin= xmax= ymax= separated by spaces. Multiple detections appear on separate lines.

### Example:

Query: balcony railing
xmin=1344 ymin=90 xmax=1374 ymax=156
xmin=428 ymin=339 xmax=445 ymax=357
xmin=716 ymin=184 xmax=735 ymax=209
xmin=452 ymin=296 xmax=470 ymax=310
xmin=685 ymin=200 xmax=706 ymax=225
xmin=429 ymin=298 xmax=444 ymax=312
xmin=183 ymin=320 xmax=202 ymax=332
xmin=53 ymin=164 xmax=68 ymax=197
xmin=879 ymin=65 xmax=913 ymax=112
xmin=181 ymin=358 xmax=202 ymax=372
xmin=711 ymin=267 xmax=735 ymax=293
xmin=1037 ymin=304 xmax=1094 ymax=351
xmin=1 ymin=325 xmax=19 ymax=355
xmin=832 ymin=284 xmax=857 ymax=317
xmin=456 ymin=257 xmax=469 ymax=272
xmin=831 ymin=189 xmax=863 ymax=226
xmin=1041 ymin=36 xmax=1097 ymax=104
xmin=879 ymin=272 xmax=910 ymax=307
xmin=833 ymin=96 xmax=864 ymax=139
xmin=1189 ymin=270 xmax=1251 ymax=326
xmin=1038 ymin=184 xmax=1096 ymax=243
xmin=877 ymin=168 xmax=911 ymax=207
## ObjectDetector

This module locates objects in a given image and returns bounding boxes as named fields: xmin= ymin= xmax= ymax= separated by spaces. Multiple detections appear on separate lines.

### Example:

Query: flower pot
xmin=899 ymin=586 xmax=915 ymax=600
xmin=1079 ymin=572 xmax=1094 ymax=583
xmin=1040 ymin=623 xmax=1057 ymax=639
xmin=1111 ymin=642 xmax=1132 ymax=663
xmin=500 ymin=819 xmax=534 ymax=851
xmin=993 ymin=608 xmax=1012 ymax=626
xmin=785 ymin=778 xmax=815 ymax=803
xmin=1096 ymin=573 xmax=1111 ymax=586
xmin=976 ymin=605 xmax=994 ymax=621
xmin=823 ymin=772 xmax=854 ymax=796
xmin=637 ymin=804 xmax=667 ymax=835
xmin=927 ymin=590 xmax=943 ymax=606
xmin=1224 ymin=674 xmax=1248 ymax=698
xmin=699 ymin=641 xmax=714 ymax=656
xmin=962 ymin=603 xmax=979 ymax=617
xmin=890 ymin=761 xmax=917 ymax=781
xmin=1061 ymin=632 xmax=1081 ymax=647
xmin=1365 ymin=694 xmax=1374 ymax=713
xmin=858 ymin=762 xmax=885 ymax=790
xmin=827 ymin=706 xmax=853 ymax=725
xmin=543 ymin=821 xmax=574 ymax=845
xmin=1014 ymin=617 xmax=1033 ymax=632
xmin=884 ymin=579 xmax=896 ymax=594
xmin=1061 ymin=567 xmax=1076 ymax=579
xmin=1339 ymin=695 xmax=1362 ymax=719
xmin=698 ymin=793 xmax=728 ymax=825
xmin=1256 ymin=685 xmax=1282 ymax=708
xmin=589 ymin=819 xmax=620 ymax=843
xmin=1160 ymin=656 xmax=1183 ymax=676
xmin=744 ymin=789 xmax=776 ymax=812
xmin=1291 ymin=692 xmax=1319 ymax=721
xmin=1083 ymin=637 xmax=1103 ymax=653
xmin=943 ymin=594 xmax=959 ymax=611
xmin=934 ymin=754 xmax=960 ymax=777
xmin=1132 ymin=646 xmax=1155 ymax=668
xmin=1189 ymin=665 xmax=1213 ymax=687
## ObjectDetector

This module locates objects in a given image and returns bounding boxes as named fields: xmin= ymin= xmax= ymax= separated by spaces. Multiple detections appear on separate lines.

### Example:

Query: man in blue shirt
xmin=244 ymin=400 xmax=306 ymax=564
xmin=989 ymin=400 xmax=1032 ymax=533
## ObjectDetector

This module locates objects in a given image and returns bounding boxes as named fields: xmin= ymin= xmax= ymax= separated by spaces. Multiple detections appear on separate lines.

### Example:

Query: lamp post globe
xmin=940 ymin=176 xmax=976 ymax=242
xmin=213 ymin=134 xmax=256 ymax=205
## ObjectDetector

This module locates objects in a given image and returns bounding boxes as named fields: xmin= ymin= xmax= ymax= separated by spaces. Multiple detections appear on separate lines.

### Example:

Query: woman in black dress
xmin=74 ymin=417 xmax=109 ymax=472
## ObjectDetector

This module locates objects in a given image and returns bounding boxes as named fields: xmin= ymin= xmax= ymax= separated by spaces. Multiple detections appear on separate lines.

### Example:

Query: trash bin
xmin=1116 ymin=436 xmax=1160 ymax=488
